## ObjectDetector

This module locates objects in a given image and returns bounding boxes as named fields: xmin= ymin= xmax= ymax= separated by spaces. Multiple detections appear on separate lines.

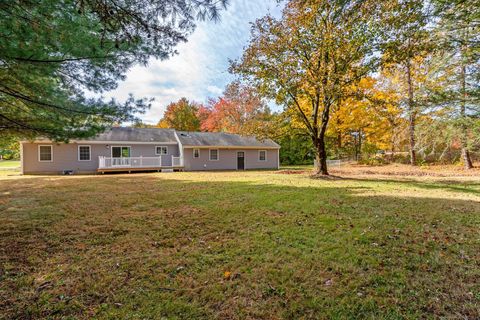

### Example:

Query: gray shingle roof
xmin=88 ymin=127 xmax=177 ymax=143
xmin=82 ymin=127 xmax=280 ymax=148
xmin=176 ymin=131 xmax=280 ymax=148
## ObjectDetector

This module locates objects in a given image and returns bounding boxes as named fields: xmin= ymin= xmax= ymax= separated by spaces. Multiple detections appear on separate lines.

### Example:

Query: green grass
xmin=0 ymin=160 xmax=20 ymax=168
xmin=0 ymin=171 xmax=479 ymax=319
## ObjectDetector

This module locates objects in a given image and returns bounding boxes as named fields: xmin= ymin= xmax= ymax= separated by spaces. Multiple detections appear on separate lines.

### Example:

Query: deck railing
xmin=172 ymin=156 xmax=183 ymax=167
xmin=98 ymin=156 xmax=183 ymax=169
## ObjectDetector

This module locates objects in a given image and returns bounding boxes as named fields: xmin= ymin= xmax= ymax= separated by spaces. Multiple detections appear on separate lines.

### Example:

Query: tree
xmin=327 ymin=77 xmax=404 ymax=160
xmin=380 ymin=0 xmax=433 ymax=165
xmin=432 ymin=0 xmax=480 ymax=168
xmin=0 ymin=0 xmax=227 ymax=140
xmin=0 ymin=136 xmax=20 ymax=160
xmin=232 ymin=0 xmax=380 ymax=175
xmin=157 ymin=98 xmax=202 ymax=131
xmin=200 ymin=81 xmax=272 ymax=135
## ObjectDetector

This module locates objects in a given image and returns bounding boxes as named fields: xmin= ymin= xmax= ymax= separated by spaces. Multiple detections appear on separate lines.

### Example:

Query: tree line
xmin=231 ymin=0 xmax=479 ymax=174
xmin=143 ymin=0 xmax=479 ymax=174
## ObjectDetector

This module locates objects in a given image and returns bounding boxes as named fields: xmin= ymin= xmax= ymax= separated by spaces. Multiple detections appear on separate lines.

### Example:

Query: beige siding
xmin=22 ymin=143 xmax=179 ymax=174
xmin=183 ymin=148 xmax=279 ymax=171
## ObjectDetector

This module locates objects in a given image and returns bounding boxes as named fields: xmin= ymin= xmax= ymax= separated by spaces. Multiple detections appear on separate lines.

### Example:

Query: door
xmin=237 ymin=152 xmax=245 ymax=170
xmin=111 ymin=146 xmax=131 ymax=166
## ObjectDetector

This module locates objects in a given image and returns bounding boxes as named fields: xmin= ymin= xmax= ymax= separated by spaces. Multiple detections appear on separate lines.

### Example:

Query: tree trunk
xmin=406 ymin=59 xmax=417 ymax=165
xmin=314 ymin=135 xmax=328 ymax=175
xmin=460 ymin=42 xmax=474 ymax=169
xmin=358 ymin=129 xmax=363 ymax=161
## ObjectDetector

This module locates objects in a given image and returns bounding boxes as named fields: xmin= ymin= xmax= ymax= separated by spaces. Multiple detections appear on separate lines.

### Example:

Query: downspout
xmin=277 ymin=148 xmax=280 ymax=170
xmin=173 ymin=130 xmax=184 ymax=168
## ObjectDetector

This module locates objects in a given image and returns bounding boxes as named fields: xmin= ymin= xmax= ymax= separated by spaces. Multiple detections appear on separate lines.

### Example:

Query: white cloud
xmin=105 ymin=0 xmax=283 ymax=125
xmin=206 ymin=85 xmax=223 ymax=96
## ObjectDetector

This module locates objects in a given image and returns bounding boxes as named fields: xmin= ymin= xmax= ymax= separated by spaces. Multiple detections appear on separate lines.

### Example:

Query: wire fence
xmin=314 ymin=159 xmax=343 ymax=167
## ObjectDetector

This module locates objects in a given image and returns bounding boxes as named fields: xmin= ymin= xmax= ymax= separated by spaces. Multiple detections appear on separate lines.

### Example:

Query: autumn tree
xmin=327 ymin=77 xmax=404 ymax=160
xmin=157 ymin=98 xmax=202 ymax=131
xmin=0 ymin=0 xmax=227 ymax=140
xmin=232 ymin=0 xmax=380 ymax=175
xmin=201 ymin=81 xmax=273 ymax=136
xmin=380 ymin=0 xmax=433 ymax=165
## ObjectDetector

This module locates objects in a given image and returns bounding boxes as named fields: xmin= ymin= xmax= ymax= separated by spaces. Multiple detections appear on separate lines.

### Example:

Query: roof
xmin=176 ymin=131 xmax=280 ymax=148
xmin=88 ymin=127 xmax=177 ymax=143
xmin=75 ymin=127 xmax=279 ymax=148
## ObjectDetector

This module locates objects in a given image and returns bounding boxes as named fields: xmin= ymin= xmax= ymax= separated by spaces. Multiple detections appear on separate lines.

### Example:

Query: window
xmin=193 ymin=149 xmax=200 ymax=158
xmin=78 ymin=145 xmax=91 ymax=161
xmin=259 ymin=150 xmax=267 ymax=161
xmin=112 ymin=146 xmax=131 ymax=158
xmin=39 ymin=145 xmax=52 ymax=162
xmin=156 ymin=146 xmax=168 ymax=155
xmin=209 ymin=149 xmax=219 ymax=161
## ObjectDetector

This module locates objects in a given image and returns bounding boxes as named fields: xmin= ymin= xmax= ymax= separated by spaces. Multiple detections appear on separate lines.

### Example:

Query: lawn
xmin=0 ymin=167 xmax=479 ymax=319
xmin=0 ymin=160 xmax=20 ymax=168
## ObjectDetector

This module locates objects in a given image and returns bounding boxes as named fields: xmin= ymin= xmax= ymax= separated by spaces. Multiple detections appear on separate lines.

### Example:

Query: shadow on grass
xmin=339 ymin=176 xmax=480 ymax=195
xmin=0 ymin=174 xmax=479 ymax=319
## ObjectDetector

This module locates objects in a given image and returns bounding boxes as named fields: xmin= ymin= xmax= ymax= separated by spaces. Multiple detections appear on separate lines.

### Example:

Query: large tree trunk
xmin=314 ymin=135 xmax=328 ymax=175
xmin=313 ymin=112 xmax=330 ymax=176
xmin=406 ymin=59 xmax=417 ymax=165
xmin=460 ymin=47 xmax=474 ymax=169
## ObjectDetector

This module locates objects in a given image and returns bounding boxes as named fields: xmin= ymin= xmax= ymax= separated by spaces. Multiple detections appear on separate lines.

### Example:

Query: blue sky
xmin=107 ymin=0 xmax=284 ymax=125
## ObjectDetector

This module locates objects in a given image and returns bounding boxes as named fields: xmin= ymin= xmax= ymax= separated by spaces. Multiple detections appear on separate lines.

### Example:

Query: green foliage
xmin=0 ymin=0 xmax=227 ymax=140
xmin=0 ymin=137 xmax=19 ymax=160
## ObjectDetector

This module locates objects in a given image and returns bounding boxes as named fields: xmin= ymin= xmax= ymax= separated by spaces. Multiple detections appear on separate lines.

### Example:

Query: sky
xmin=105 ymin=0 xmax=284 ymax=125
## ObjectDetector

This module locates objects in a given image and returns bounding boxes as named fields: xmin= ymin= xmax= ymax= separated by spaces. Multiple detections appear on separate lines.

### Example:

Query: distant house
xmin=20 ymin=128 xmax=280 ymax=174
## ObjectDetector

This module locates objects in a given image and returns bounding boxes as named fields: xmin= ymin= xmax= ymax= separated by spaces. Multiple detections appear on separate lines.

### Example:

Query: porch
xmin=98 ymin=156 xmax=184 ymax=173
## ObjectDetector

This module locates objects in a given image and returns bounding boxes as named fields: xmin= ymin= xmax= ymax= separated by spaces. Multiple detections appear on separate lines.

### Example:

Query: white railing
xmin=98 ymin=156 xmax=184 ymax=169
xmin=99 ymin=156 xmax=162 ymax=169
xmin=172 ymin=156 xmax=183 ymax=167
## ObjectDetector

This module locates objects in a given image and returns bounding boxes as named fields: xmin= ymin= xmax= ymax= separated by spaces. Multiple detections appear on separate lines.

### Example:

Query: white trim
xmin=155 ymin=146 xmax=168 ymax=155
xmin=111 ymin=146 xmax=131 ymax=158
xmin=20 ymin=142 xmax=24 ymax=174
xmin=38 ymin=145 xmax=53 ymax=162
xmin=24 ymin=140 xmax=178 ymax=145
xmin=78 ymin=145 xmax=91 ymax=161
xmin=193 ymin=148 xmax=200 ymax=159
xmin=209 ymin=149 xmax=219 ymax=161
xmin=183 ymin=145 xmax=280 ymax=150
xmin=277 ymin=149 xmax=280 ymax=170
xmin=258 ymin=150 xmax=267 ymax=162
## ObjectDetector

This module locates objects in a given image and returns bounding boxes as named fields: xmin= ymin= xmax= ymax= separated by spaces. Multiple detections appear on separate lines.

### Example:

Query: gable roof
xmin=89 ymin=127 xmax=178 ymax=143
xmin=176 ymin=131 xmax=280 ymax=149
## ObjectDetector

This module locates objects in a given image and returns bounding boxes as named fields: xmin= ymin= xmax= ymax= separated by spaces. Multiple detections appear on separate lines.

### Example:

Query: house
xmin=20 ymin=127 xmax=280 ymax=174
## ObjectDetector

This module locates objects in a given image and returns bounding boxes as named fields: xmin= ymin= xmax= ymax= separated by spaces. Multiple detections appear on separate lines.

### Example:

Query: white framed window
xmin=38 ymin=145 xmax=53 ymax=162
xmin=78 ymin=145 xmax=91 ymax=161
xmin=193 ymin=148 xmax=200 ymax=158
xmin=155 ymin=146 xmax=168 ymax=155
xmin=259 ymin=150 xmax=267 ymax=161
xmin=209 ymin=149 xmax=219 ymax=161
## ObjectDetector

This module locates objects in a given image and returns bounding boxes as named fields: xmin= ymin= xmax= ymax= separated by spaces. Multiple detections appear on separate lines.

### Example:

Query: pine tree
xmin=0 ymin=0 xmax=227 ymax=141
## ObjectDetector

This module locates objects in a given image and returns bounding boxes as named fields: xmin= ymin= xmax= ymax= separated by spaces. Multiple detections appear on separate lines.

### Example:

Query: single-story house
xmin=20 ymin=127 xmax=280 ymax=174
